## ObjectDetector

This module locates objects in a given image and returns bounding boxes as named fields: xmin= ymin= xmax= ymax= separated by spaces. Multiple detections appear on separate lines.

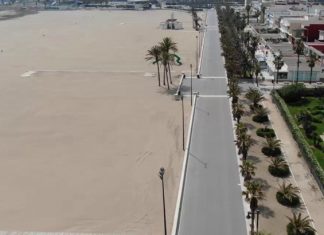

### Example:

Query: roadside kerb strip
xmin=174 ymin=74 xmax=186 ymax=100
xmin=171 ymin=93 xmax=199 ymax=235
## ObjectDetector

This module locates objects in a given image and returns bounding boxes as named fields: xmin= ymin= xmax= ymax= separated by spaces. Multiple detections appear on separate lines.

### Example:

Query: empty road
xmin=177 ymin=9 xmax=247 ymax=235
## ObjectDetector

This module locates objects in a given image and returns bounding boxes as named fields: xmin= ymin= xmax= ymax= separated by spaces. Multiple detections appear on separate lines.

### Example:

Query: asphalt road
xmin=177 ymin=9 xmax=247 ymax=235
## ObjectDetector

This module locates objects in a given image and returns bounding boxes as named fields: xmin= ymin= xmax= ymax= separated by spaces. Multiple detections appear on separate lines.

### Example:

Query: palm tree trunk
xmin=309 ymin=67 xmax=313 ymax=84
xmin=296 ymin=55 xmax=300 ymax=84
xmin=156 ymin=62 xmax=161 ymax=87
xmin=165 ymin=66 xmax=170 ymax=90
xmin=168 ymin=63 xmax=173 ymax=84
xmin=163 ymin=65 xmax=166 ymax=86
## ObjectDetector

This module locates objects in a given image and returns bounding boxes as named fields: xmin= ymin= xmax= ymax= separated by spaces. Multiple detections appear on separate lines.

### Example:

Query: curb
xmin=171 ymin=93 xmax=198 ymax=235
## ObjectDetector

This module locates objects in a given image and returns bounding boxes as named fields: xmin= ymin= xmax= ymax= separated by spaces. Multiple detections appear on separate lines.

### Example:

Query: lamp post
xmin=181 ymin=94 xmax=185 ymax=151
xmin=196 ymin=35 xmax=199 ymax=73
xmin=190 ymin=64 xmax=193 ymax=106
xmin=159 ymin=167 xmax=167 ymax=235
xmin=247 ymin=210 xmax=260 ymax=235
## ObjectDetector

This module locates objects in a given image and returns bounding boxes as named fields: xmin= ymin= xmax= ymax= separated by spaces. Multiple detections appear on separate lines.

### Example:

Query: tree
xmin=277 ymin=182 xmax=300 ymax=207
xmin=294 ymin=39 xmax=304 ymax=84
xmin=159 ymin=37 xmax=178 ymax=85
xmin=273 ymin=51 xmax=284 ymax=83
xmin=307 ymin=52 xmax=317 ymax=84
xmin=268 ymin=157 xmax=290 ymax=177
xmin=246 ymin=4 xmax=251 ymax=24
xmin=145 ymin=45 xmax=161 ymax=87
xmin=161 ymin=51 xmax=171 ymax=90
xmin=236 ymin=133 xmax=254 ymax=160
xmin=235 ymin=122 xmax=247 ymax=138
xmin=233 ymin=102 xmax=245 ymax=124
xmin=239 ymin=160 xmax=256 ymax=181
xmin=255 ymin=10 xmax=261 ymax=23
xmin=227 ymin=79 xmax=241 ymax=104
xmin=262 ymin=137 xmax=281 ymax=156
xmin=261 ymin=4 xmax=266 ymax=23
xmin=254 ymin=63 xmax=261 ymax=87
xmin=242 ymin=180 xmax=264 ymax=201
xmin=245 ymin=87 xmax=265 ymax=108
xmin=287 ymin=213 xmax=316 ymax=235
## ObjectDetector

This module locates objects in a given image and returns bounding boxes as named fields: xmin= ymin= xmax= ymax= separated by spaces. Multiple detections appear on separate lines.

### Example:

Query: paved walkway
xmin=264 ymin=95 xmax=324 ymax=234
xmin=176 ymin=9 xmax=247 ymax=235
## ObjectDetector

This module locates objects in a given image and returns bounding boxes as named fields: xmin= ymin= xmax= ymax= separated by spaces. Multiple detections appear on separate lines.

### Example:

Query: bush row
xmin=271 ymin=90 xmax=324 ymax=194
xmin=278 ymin=84 xmax=324 ymax=103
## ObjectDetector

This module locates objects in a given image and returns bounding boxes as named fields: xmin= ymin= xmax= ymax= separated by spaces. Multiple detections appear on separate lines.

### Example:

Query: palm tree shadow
xmin=246 ymin=123 xmax=256 ymax=130
xmin=254 ymin=178 xmax=271 ymax=191
xmin=158 ymin=86 xmax=178 ymax=96
xmin=247 ymin=155 xmax=261 ymax=164
xmin=258 ymin=205 xmax=275 ymax=218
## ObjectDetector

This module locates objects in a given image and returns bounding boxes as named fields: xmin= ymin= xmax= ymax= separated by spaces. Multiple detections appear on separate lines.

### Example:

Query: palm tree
xmin=239 ymin=160 xmax=256 ymax=181
xmin=145 ymin=45 xmax=161 ymax=87
xmin=236 ymin=133 xmax=254 ymax=160
xmin=269 ymin=157 xmax=290 ymax=177
xmin=277 ymin=182 xmax=300 ymax=206
xmin=261 ymin=4 xmax=266 ymax=23
xmin=262 ymin=137 xmax=281 ymax=156
xmin=235 ymin=122 xmax=247 ymax=138
xmin=307 ymin=52 xmax=317 ymax=84
xmin=255 ymin=10 xmax=261 ymax=23
xmin=233 ymin=102 xmax=245 ymax=124
xmin=254 ymin=63 xmax=261 ymax=87
xmin=254 ymin=106 xmax=269 ymax=117
xmin=287 ymin=213 xmax=316 ymax=235
xmin=294 ymin=39 xmax=304 ymax=84
xmin=273 ymin=51 xmax=284 ymax=83
xmin=159 ymin=37 xmax=178 ymax=85
xmin=242 ymin=180 xmax=264 ymax=201
xmin=243 ymin=180 xmax=264 ymax=235
xmin=245 ymin=87 xmax=265 ymax=108
xmin=227 ymin=79 xmax=241 ymax=104
xmin=246 ymin=4 xmax=251 ymax=24
xmin=161 ymin=51 xmax=171 ymax=90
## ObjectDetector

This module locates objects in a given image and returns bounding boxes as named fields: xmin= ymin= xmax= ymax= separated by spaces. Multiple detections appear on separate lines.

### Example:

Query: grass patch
xmin=287 ymin=97 xmax=324 ymax=170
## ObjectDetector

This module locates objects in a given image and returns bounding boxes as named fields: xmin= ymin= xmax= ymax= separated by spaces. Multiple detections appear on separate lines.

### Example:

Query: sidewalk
xmin=263 ymin=95 xmax=324 ymax=234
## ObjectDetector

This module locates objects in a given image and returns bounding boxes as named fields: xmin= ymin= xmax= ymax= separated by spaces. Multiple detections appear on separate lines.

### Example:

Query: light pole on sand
xmin=190 ymin=64 xmax=193 ymax=106
xmin=159 ymin=167 xmax=167 ymax=235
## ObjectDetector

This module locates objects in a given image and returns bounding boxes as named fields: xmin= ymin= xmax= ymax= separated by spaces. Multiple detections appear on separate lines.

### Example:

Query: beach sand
xmin=0 ymin=10 xmax=197 ymax=234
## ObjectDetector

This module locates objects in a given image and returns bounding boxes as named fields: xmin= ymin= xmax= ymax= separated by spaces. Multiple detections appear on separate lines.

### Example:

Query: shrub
xmin=277 ymin=191 xmax=300 ymax=207
xmin=287 ymin=223 xmax=315 ymax=235
xmin=278 ymin=84 xmax=305 ymax=103
xmin=271 ymin=91 xmax=324 ymax=193
xmin=253 ymin=115 xmax=269 ymax=123
xmin=262 ymin=147 xmax=281 ymax=156
xmin=256 ymin=127 xmax=276 ymax=138
xmin=276 ymin=182 xmax=300 ymax=207
xmin=268 ymin=158 xmax=290 ymax=177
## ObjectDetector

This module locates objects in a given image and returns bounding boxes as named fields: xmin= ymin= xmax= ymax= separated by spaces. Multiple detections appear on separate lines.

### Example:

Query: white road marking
xmin=21 ymin=70 xmax=36 ymax=77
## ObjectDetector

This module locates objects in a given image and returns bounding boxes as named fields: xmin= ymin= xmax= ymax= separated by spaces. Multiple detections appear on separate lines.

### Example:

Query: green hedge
xmin=272 ymin=91 xmax=324 ymax=194
xmin=257 ymin=127 xmax=276 ymax=138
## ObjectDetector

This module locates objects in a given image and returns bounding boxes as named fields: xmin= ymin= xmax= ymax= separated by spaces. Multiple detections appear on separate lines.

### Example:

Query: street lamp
xmin=159 ymin=167 xmax=167 ymax=235
xmin=247 ymin=210 xmax=260 ymax=235
xmin=196 ymin=35 xmax=199 ymax=73
xmin=190 ymin=64 xmax=193 ymax=106
xmin=181 ymin=94 xmax=185 ymax=151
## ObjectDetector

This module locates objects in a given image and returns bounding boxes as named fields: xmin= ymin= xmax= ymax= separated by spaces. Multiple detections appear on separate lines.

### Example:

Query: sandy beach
xmin=0 ymin=10 xmax=197 ymax=234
